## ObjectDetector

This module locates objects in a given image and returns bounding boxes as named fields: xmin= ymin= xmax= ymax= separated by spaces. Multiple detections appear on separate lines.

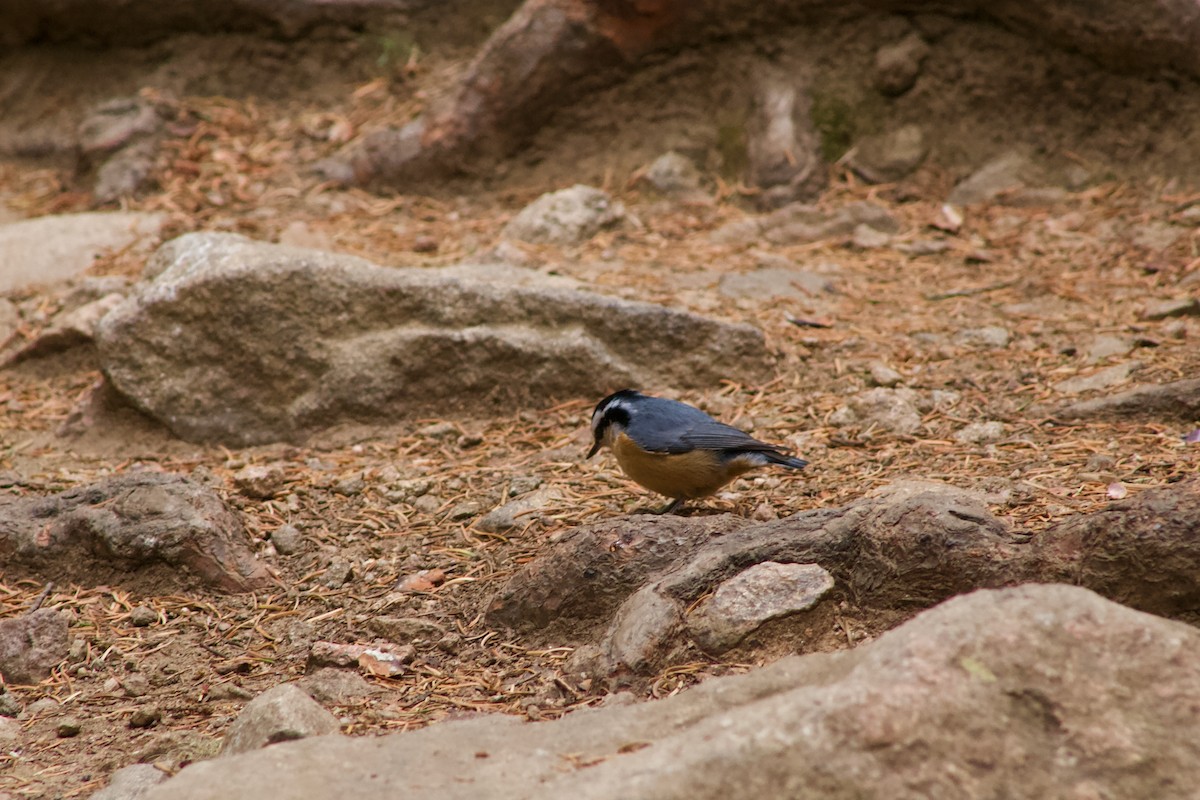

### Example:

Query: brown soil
xmin=1 ymin=12 xmax=1198 ymax=799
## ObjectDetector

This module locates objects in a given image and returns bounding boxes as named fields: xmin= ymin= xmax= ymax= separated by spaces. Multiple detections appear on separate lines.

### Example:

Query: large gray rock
xmin=0 ymin=212 xmax=163 ymax=293
xmin=96 ymin=233 xmax=770 ymax=445
xmin=141 ymin=585 xmax=1200 ymax=800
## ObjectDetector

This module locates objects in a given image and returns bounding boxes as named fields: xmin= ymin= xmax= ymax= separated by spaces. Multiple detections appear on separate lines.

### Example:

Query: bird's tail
xmin=764 ymin=451 xmax=808 ymax=470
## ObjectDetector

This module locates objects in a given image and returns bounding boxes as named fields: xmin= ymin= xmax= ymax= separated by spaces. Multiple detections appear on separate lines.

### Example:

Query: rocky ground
xmin=1 ymin=10 xmax=1199 ymax=800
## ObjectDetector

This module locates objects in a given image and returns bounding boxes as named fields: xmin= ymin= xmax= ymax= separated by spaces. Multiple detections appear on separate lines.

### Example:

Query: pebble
xmin=867 ymin=362 xmax=903 ymax=387
xmin=323 ymin=558 xmax=353 ymax=589
xmin=954 ymin=421 xmax=1006 ymax=444
xmin=956 ymin=326 xmax=1011 ymax=349
xmin=128 ymin=706 xmax=162 ymax=729
xmin=56 ymin=717 xmax=82 ymax=737
xmin=413 ymin=494 xmax=442 ymax=514
xmin=270 ymin=524 xmax=303 ymax=555
xmin=129 ymin=606 xmax=158 ymax=627
xmin=233 ymin=464 xmax=286 ymax=499
xmin=123 ymin=673 xmax=152 ymax=698
xmin=1141 ymin=297 xmax=1200 ymax=320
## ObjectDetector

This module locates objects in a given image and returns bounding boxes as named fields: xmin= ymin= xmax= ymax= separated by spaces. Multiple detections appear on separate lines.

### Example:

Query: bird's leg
xmin=656 ymin=498 xmax=684 ymax=515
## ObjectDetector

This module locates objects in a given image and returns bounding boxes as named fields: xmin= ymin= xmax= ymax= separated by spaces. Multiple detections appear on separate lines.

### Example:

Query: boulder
xmin=139 ymin=585 xmax=1200 ymax=800
xmin=96 ymin=233 xmax=771 ymax=445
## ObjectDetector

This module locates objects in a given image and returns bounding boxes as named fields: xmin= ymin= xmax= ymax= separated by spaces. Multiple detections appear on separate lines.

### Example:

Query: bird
xmin=587 ymin=389 xmax=808 ymax=513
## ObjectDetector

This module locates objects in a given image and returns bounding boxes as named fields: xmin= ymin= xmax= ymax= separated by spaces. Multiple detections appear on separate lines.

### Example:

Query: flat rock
xmin=1086 ymin=334 xmax=1134 ymax=363
xmin=717 ymin=268 xmax=834 ymax=302
xmin=0 ymin=610 xmax=69 ymax=684
xmin=1053 ymin=361 xmax=1142 ymax=395
xmin=142 ymin=585 xmax=1200 ymax=800
xmin=829 ymin=387 xmax=922 ymax=435
xmin=1058 ymin=377 xmax=1200 ymax=420
xmin=955 ymin=325 xmax=1010 ymax=348
xmin=947 ymin=152 xmax=1033 ymax=206
xmin=477 ymin=488 xmax=562 ymax=533
xmin=0 ymin=212 xmax=163 ymax=293
xmin=711 ymin=201 xmax=899 ymax=246
xmin=96 ymin=233 xmax=770 ymax=445
xmin=954 ymin=421 xmax=1006 ymax=444
xmin=1141 ymin=297 xmax=1200 ymax=320
xmin=219 ymin=683 xmax=339 ymax=756
xmin=687 ymin=562 xmax=835 ymax=652
xmin=502 ymin=185 xmax=626 ymax=245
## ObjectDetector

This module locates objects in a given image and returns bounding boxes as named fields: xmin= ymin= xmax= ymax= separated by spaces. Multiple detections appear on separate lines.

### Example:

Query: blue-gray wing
xmin=625 ymin=397 xmax=781 ymax=455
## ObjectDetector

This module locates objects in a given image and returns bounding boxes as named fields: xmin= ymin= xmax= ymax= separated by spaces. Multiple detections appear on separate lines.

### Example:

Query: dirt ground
xmin=1 ymin=12 xmax=1199 ymax=799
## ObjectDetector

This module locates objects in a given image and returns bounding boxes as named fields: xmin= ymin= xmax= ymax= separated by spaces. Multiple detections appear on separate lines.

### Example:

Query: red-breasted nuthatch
xmin=587 ymin=389 xmax=808 ymax=513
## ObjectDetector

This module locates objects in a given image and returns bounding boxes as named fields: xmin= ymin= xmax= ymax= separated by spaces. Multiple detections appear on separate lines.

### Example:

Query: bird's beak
xmin=586 ymin=440 xmax=601 ymax=459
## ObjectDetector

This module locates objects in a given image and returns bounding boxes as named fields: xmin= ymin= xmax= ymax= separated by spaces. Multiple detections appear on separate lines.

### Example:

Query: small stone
xmin=233 ymin=464 xmax=286 ymax=500
xmin=867 ymin=362 xmax=903 ymax=387
xmin=502 ymin=185 xmax=626 ymax=245
xmin=332 ymin=475 xmax=365 ymax=496
xmin=0 ymin=716 xmax=21 ymax=748
xmin=448 ymin=501 xmax=483 ymax=521
xmin=948 ymin=152 xmax=1032 ymax=206
xmin=956 ymin=326 xmax=1011 ymax=349
xmin=831 ymin=388 xmax=922 ymax=435
xmin=56 ymin=717 xmax=82 ymax=737
xmin=0 ymin=692 xmax=20 ymax=717
xmin=1141 ymin=298 xmax=1200 ymax=320
xmin=412 ymin=235 xmax=439 ymax=253
xmin=436 ymin=633 xmax=463 ymax=653
xmin=0 ymin=609 xmax=69 ymax=684
xmin=396 ymin=569 xmax=446 ymax=593
xmin=851 ymin=124 xmax=928 ymax=183
xmin=851 ymin=223 xmax=892 ymax=249
xmin=894 ymin=239 xmax=949 ymax=256
xmin=417 ymin=421 xmax=460 ymax=439
xmin=128 ymin=606 xmax=158 ymax=627
xmin=128 ymin=706 xmax=161 ymax=729
xmin=954 ymin=421 xmax=1006 ymax=444
xmin=297 ymin=668 xmax=378 ymax=705
xmin=412 ymin=494 xmax=442 ymax=514
xmin=1086 ymin=334 xmax=1134 ymax=364
xmin=366 ymin=616 xmax=446 ymax=644
xmin=638 ymin=151 xmax=704 ymax=197
xmin=477 ymin=488 xmax=562 ymax=533
xmin=874 ymin=33 xmax=930 ymax=96
xmin=750 ymin=503 xmax=778 ymax=522
xmin=688 ymin=562 xmax=835 ymax=651
xmin=219 ymin=683 xmax=339 ymax=756
xmin=718 ymin=268 xmax=834 ymax=301
xmin=323 ymin=558 xmax=353 ymax=589
xmin=1054 ymin=362 xmax=1143 ymax=395
xmin=270 ymin=524 xmax=303 ymax=555
xmin=123 ymin=673 xmax=152 ymax=698
xmin=207 ymin=683 xmax=254 ymax=701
